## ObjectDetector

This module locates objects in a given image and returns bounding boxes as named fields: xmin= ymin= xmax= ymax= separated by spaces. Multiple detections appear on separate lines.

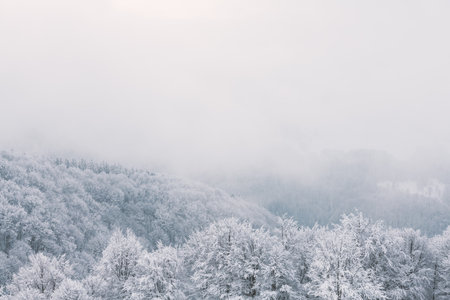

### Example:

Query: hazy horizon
xmin=2 ymin=0 xmax=450 ymax=178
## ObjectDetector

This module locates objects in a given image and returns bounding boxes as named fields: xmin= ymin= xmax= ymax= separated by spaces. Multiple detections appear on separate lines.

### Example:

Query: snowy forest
xmin=3 ymin=0 xmax=450 ymax=299
xmin=0 ymin=151 xmax=449 ymax=299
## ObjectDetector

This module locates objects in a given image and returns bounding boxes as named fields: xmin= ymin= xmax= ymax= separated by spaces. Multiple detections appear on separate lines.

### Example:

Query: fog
xmin=2 ymin=0 xmax=450 ymax=178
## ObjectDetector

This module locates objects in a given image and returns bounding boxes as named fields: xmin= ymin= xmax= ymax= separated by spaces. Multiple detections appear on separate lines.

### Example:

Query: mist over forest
xmin=2 ymin=0 xmax=450 ymax=299
xmin=201 ymin=149 xmax=450 ymax=235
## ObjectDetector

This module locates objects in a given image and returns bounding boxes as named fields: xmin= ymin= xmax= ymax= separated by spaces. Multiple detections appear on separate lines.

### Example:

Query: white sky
xmin=1 ymin=0 xmax=450 ymax=176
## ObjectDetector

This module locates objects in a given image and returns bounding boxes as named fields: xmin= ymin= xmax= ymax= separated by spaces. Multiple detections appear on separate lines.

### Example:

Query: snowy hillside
xmin=0 ymin=152 xmax=449 ymax=299
xmin=0 ymin=151 xmax=274 ymax=285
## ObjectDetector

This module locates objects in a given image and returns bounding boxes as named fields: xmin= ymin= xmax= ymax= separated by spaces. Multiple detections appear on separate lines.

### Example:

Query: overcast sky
xmin=1 ymin=0 xmax=450 ymax=176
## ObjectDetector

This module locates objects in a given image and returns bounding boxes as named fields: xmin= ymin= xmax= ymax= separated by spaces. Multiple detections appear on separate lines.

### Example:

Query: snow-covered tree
xmin=0 ymin=196 xmax=26 ymax=254
xmin=82 ymin=274 xmax=107 ymax=299
xmin=306 ymin=223 xmax=385 ymax=300
xmin=90 ymin=229 xmax=144 ymax=299
xmin=51 ymin=279 xmax=90 ymax=300
xmin=184 ymin=218 xmax=250 ymax=298
xmin=430 ymin=226 xmax=450 ymax=300
xmin=185 ymin=218 xmax=298 ymax=299
xmin=259 ymin=233 xmax=300 ymax=299
xmin=6 ymin=253 xmax=72 ymax=298
xmin=339 ymin=213 xmax=398 ymax=295
xmin=277 ymin=216 xmax=321 ymax=291
xmin=383 ymin=228 xmax=432 ymax=300
xmin=1 ymin=289 xmax=46 ymax=300
xmin=124 ymin=242 xmax=185 ymax=299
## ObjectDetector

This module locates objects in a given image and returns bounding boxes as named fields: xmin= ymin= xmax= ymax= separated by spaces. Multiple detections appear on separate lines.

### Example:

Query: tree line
xmin=2 ymin=213 xmax=449 ymax=299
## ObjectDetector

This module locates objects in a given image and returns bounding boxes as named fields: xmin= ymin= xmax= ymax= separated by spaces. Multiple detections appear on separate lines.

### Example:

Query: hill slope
xmin=0 ymin=151 xmax=274 ymax=284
